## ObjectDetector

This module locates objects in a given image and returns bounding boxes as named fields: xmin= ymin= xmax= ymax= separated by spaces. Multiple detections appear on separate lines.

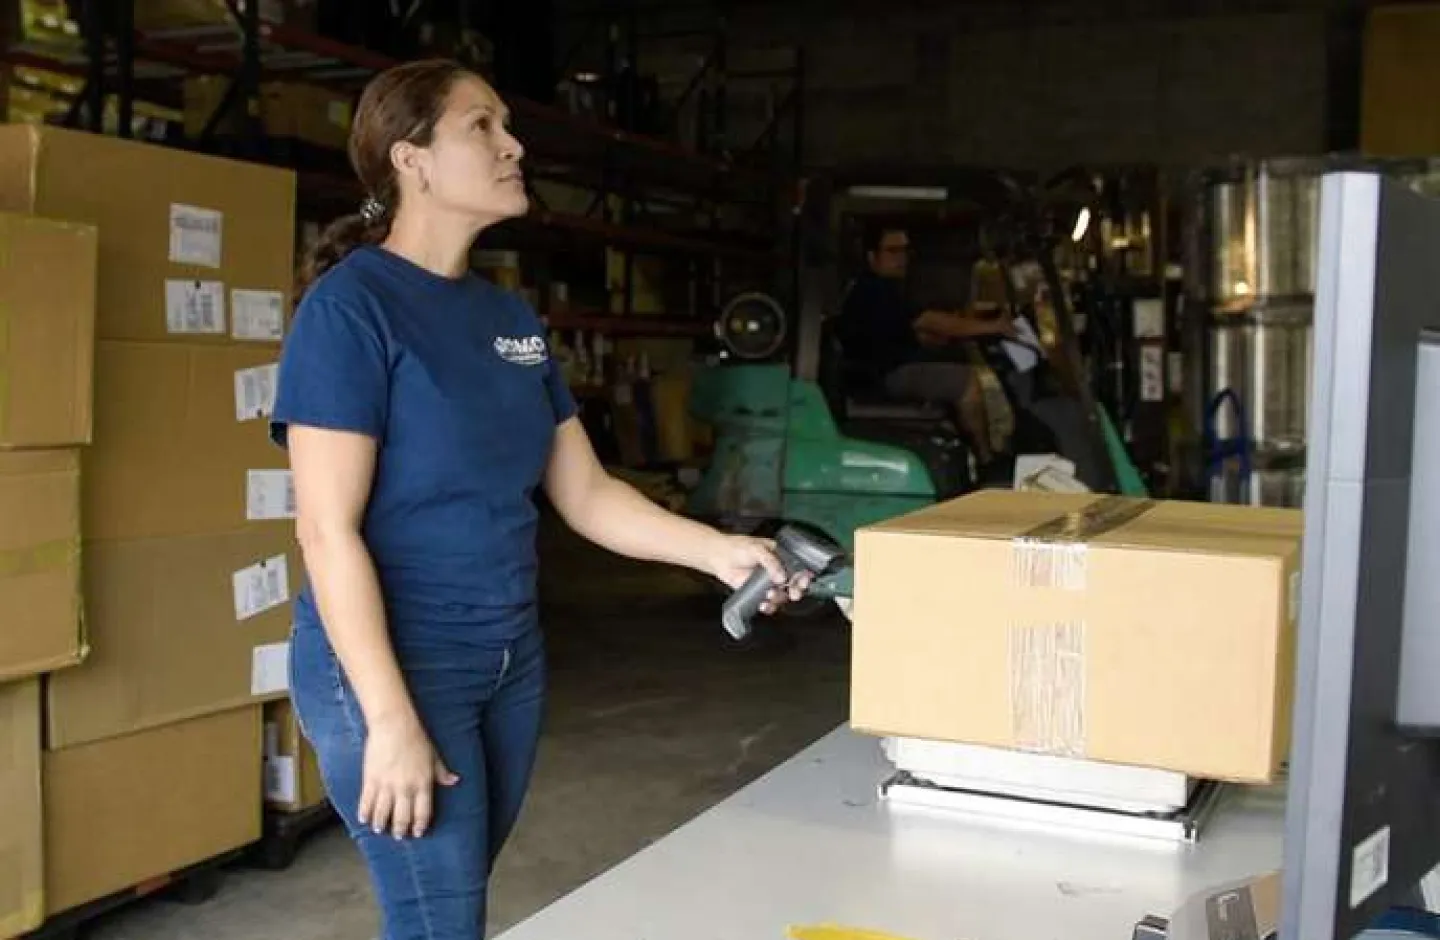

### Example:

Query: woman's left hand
xmin=705 ymin=534 xmax=813 ymax=614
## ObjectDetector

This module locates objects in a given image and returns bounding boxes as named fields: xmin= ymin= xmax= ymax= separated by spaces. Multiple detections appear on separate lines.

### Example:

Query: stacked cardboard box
xmin=264 ymin=699 xmax=327 ymax=813
xmin=0 ymin=207 xmax=95 ymax=937
xmin=0 ymin=125 xmax=298 ymax=926
xmin=850 ymin=490 xmax=1305 ymax=785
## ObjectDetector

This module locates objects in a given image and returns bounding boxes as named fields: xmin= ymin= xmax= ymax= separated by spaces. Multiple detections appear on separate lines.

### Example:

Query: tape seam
xmin=1008 ymin=620 xmax=1087 ymax=757
xmin=1010 ymin=496 xmax=1156 ymax=590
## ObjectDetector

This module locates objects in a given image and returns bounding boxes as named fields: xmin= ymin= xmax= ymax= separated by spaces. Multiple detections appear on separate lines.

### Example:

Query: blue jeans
xmin=288 ymin=617 xmax=547 ymax=940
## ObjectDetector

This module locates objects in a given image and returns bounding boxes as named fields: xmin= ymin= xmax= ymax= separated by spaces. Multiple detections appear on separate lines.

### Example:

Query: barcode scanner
xmin=720 ymin=526 xmax=847 ymax=641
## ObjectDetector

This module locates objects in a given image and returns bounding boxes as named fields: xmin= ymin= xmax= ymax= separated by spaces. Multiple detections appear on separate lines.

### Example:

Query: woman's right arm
xmin=288 ymin=423 xmax=457 ymax=840
xmin=289 ymin=424 xmax=411 ymax=733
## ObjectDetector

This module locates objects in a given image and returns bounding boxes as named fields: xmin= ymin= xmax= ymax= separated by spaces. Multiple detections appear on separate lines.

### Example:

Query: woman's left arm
xmin=542 ymin=418 xmax=803 ymax=600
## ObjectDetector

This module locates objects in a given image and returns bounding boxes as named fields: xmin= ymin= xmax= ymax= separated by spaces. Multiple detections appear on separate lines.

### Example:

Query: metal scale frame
xmin=876 ymin=737 xmax=1230 ymax=845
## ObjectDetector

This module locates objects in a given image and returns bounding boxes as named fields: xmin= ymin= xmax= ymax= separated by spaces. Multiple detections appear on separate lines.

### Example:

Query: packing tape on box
xmin=0 ymin=537 xmax=79 ymax=580
xmin=1010 ymin=494 xmax=1155 ymax=590
xmin=1008 ymin=620 xmax=1087 ymax=757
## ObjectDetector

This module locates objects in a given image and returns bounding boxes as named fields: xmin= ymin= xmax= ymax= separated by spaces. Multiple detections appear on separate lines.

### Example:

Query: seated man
xmin=835 ymin=225 xmax=1016 ymax=460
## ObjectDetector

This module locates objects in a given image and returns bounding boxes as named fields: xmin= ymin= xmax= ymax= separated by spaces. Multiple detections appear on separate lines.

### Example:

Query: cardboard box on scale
xmin=850 ymin=490 xmax=1304 ymax=784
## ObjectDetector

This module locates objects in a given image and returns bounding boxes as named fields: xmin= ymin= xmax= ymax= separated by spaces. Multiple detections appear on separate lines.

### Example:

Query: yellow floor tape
xmin=789 ymin=926 xmax=921 ymax=940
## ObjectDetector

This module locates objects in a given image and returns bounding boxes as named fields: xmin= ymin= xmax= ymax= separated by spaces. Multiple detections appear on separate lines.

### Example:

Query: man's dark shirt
xmin=835 ymin=271 xmax=921 ymax=383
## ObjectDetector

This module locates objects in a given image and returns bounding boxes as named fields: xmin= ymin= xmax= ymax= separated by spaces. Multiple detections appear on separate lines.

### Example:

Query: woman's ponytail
xmin=295 ymin=206 xmax=389 ymax=300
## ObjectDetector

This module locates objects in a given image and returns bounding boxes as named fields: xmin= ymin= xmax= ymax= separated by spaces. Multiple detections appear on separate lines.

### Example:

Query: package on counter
xmin=850 ymin=490 xmax=1304 ymax=784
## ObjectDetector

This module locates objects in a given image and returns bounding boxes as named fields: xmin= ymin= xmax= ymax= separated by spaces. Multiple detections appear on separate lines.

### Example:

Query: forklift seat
xmin=817 ymin=317 xmax=947 ymax=425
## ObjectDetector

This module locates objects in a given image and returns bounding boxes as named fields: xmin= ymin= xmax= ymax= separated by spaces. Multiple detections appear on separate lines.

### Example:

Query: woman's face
xmin=410 ymin=74 xmax=528 ymax=224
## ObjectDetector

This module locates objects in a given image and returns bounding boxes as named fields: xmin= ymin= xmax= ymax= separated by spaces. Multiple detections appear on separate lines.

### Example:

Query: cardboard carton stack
xmin=0 ymin=125 xmax=304 ymax=927
xmin=850 ymin=490 xmax=1305 ymax=785
xmin=0 ymin=207 xmax=96 ymax=937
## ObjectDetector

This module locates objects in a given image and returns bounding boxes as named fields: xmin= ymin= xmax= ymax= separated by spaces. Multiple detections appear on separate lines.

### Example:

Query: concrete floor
xmin=84 ymin=524 xmax=853 ymax=939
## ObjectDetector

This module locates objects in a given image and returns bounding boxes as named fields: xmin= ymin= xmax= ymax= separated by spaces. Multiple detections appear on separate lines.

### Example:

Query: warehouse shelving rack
xmin=3 ymin=0 xmax=805 ymax=341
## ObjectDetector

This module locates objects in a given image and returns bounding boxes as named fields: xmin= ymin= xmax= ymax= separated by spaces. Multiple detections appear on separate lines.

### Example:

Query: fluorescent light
xmin=847 ymin=185 xmax=949 ymax=202
xmin=1071 ymin=207 xmax=1091 ymax=242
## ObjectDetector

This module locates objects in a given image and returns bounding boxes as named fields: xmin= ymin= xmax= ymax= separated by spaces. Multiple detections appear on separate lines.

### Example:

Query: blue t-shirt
xmin=270 ymin=245 xmax=578 ymax=643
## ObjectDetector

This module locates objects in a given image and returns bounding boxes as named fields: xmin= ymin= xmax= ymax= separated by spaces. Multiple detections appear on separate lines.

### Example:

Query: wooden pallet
xmin=22 ymin=849 xmax=243 ymax=940
xmin=247 ymin=801 xmax=337 ymax=872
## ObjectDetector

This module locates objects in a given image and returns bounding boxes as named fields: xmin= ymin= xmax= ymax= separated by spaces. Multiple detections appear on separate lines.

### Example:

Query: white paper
xmin=235 ymin=363 xmax=279 ymax=422
xmin=251 ymin=640 xmax=291 ymax=696
xmin=231 ymin=289 xmax=285 ymax=342
xmin=169 ymin=203 xmax=223 ymax=268
xmin=1350 ymin=825 xmax=1391 ymax=908
xmin=1139 ymin=345 xmax=1165 ymax=402
xmin=265 ymin=755 xmax=298 ymax=804
xmin=233 ymin=555 xmax=290 ymax=621
xmin=165 ymin=279 xmax=226 ymax=335
xmin=247 ymin=469 xmax=295 ymax=521
xmin=1133 ymin=298 xmax=1166 ymax=339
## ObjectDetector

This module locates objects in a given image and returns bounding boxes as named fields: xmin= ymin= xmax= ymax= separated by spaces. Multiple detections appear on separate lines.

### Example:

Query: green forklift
xmin=684 ymin=170 xmax=1148 ymax=609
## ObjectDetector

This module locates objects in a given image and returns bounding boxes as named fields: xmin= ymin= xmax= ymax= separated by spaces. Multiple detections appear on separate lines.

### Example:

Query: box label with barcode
xmin=247 ymin=469 xmax=295 ymax=520
xmin=233 ymin=555 xmax=290 ymax=621
xmin=235 ymin=363 xmax=279 ymax=422
xmin=169 ymin=203 xmax=223 ymax=268
xmin=232 ymin=289 xmax=285 ymax=342
xmin=166 ymin=279 xmax=227 ymax=335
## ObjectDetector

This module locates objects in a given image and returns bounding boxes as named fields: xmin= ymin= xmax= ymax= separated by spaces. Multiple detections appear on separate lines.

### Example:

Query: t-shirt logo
xmin=493 ymin=335 xmax=548 ymax=367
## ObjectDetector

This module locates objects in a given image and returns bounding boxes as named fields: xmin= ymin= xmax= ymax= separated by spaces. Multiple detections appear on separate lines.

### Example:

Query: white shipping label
xmin=169 ymin=203 xmax=224 ymax=268
xmin=265 ymin=755 xmax=298 ymax=804
xmin=235 ymin=363 xmax=279 ymax=422
xmin=234 ymin=555 xmax=291 ymax=622
xmin=1133 ymin=298 xmax=1166 ymax=339
xmin=165 ymin=279 xmax=227 ymax=335
xmin=1139 ymin=345 xmax=1165 ymax=402
xmin=251 ymin=640 xmax=291 ymax=696
xmin=232 ymin=289 xmax=285 ymax=341
xmin=247 ymin=469 xmax=296 ymax=521
xmin=1350 ymin=825 xmax=1391 ymax=908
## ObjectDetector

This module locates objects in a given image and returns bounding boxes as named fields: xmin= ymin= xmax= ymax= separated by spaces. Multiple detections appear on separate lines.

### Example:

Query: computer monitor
xmin=1280 ymin=170 xmax=1440 ymax=940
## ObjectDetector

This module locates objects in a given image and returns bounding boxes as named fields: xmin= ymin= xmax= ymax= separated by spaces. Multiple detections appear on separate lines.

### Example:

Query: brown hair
xmin=296 ymin=59 xmax=474 ymax=298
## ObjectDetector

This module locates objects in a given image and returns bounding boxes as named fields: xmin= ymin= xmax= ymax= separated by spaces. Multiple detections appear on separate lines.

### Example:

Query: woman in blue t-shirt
xmin=270 ymin=59 xmax=807 ymax=939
